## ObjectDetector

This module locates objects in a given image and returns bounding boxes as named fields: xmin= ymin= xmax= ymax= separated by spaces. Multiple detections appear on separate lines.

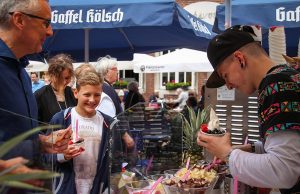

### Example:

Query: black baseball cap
xmin=206 ymin=26 xmax=256 ymax=88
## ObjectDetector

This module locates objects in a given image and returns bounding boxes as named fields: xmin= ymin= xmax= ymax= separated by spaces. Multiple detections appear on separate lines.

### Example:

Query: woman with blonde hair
xmin=35 ymin=54 xmax=77 ymax=124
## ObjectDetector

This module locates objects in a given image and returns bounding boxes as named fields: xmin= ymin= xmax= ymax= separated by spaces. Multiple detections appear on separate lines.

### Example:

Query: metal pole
xmin=225 ymin=0 xmax=232 ymax=29
xmin=84 ymin=28 xmax=90 ymax=63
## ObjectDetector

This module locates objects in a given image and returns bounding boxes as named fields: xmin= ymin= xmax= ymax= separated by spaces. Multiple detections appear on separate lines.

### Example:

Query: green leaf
xmin=0 ymin=181 xmax=51 ymax=193
xmin=0 ymin=171 xmax=60 ymax=182
xmin=0 ymin=125 xmax=60 ymax=158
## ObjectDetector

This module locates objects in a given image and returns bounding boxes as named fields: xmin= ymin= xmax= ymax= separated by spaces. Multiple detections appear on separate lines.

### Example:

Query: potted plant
xmin=0 ymin=126 xmax=60 ymax=193
xmin=165 ymin=82 xmax=191 ymax=90
xmin=113 ymin=80 xmax=128 ymax=89
xmin=181 ymin=106 xmax=211 ymax=166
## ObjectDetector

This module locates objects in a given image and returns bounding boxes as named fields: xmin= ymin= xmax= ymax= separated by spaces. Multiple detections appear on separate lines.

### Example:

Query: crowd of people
xmin=0 ymin=0 xmax=299 ymax=194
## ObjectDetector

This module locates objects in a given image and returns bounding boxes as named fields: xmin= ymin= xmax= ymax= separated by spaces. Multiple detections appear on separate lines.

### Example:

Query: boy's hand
xmin=63 ymin=145 xmax=84 ymax=160
xmin=197 ymin=131 xmax=232 ymax=160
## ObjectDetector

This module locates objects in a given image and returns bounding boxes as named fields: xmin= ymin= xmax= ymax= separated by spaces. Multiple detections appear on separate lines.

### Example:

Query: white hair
xmin=0 ymin=0 xmax=41 ymax=28
xmin=95 ymin=55 xmax=118 ymax=77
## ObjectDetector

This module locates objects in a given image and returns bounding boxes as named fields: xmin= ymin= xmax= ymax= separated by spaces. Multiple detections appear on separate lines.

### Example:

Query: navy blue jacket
xmin=49 ymin=108 xmax=115 ymax=194
xmin=0 ymin=39 xmax=39 ymax=160
xmin=103 ymin=81 xmax=122 ymax=115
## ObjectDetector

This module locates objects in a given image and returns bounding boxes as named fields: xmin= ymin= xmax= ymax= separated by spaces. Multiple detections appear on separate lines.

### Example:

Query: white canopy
xmin=25 ymin=61 xmax=48 ymax=72
xmin=134 ymin=48 xmax=213 ymax=73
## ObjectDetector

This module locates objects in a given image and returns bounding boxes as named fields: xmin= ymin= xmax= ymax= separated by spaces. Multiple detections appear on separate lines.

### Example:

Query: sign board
xmin=217 ymin=86 xmax=235 ymax=101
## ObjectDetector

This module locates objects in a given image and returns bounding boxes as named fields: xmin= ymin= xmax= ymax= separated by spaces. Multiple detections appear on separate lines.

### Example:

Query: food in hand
xmin=200 ymin=108 xmax=225 ymax=135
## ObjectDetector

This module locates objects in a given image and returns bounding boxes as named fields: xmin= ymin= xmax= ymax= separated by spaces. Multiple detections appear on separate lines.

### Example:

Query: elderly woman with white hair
xmin=95 ymin=55 xmax=134 ymax=153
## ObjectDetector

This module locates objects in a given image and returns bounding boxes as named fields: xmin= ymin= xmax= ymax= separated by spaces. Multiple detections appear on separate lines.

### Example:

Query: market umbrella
xmin=214 ymin=0 xmax=300 ymax=56
xmin=43 ymin=0 xmax=215 ymax=61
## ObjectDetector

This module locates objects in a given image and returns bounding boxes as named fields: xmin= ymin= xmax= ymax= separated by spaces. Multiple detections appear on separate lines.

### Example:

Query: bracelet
xmin=225 ymin=148 xmax=233 ymax=163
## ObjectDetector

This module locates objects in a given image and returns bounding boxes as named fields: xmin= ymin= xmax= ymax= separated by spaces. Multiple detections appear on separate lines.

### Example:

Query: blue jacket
xmin=0 ymin=39 xmax=39 ymax=160
xmin=49 ymin=108 xmax=116 ymax=194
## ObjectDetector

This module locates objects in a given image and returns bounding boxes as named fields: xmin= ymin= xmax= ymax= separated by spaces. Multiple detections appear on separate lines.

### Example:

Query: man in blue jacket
xmin=0 ymin=0 xmax=71 ymax=160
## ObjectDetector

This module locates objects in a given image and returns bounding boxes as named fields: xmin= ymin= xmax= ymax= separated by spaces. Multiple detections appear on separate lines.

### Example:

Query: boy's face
xmin=74 ymin=84 xmax=102 ymax=117
xmin=217 ymin=52 xmax=255 ymax=95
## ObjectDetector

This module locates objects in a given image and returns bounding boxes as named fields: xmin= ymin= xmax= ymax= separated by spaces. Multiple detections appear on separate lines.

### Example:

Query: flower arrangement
xmin=165 ymin=82 xmax=191 ymax=90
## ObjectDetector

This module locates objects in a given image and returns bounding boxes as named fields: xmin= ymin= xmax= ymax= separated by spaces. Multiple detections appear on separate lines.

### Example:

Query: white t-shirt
xmin=71 ymin=108 xmax=104 ymax=194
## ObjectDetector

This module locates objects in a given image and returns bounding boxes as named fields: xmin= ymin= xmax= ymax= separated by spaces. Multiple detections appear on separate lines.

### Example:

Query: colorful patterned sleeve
xmin=258 ymin=65 xmax=300 ymax=138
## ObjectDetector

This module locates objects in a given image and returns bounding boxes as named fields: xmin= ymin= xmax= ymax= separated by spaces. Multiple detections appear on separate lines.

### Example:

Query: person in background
xmin=149 ymin=91 xmax=159 ymax=103
xmin=198 ymin=85 xmax=205 ymax=111
xmin=31 ymin=72 xmax=44 ymax=93
xmin=49 ymin=71 xmax=113 ymax=194
xmin=118 ymin=89 xmax=125 ymax=110
xmin=43 ymin=72 xmax=50 ymax=85
xmin=34 ymin=54 xmax=77 ymax=124
xmin=95 ymin=56 xmax=134 ymax=150
xmin=173 ymin=87 xmax=189 ymax=110
xmin=197 ymin=25 xmax=300 ymax=193
xmin=74 ymin=63 xmax=96 ymax=78
xmin=181 ymin=96 xmax=199 ymax=122
xmin=124 ymin=81 xmax=145 ymax=110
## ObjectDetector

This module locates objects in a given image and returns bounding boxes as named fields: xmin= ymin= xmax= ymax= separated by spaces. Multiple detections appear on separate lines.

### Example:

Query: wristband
xmin=226 ymin=148 xmax=233 ymax=163
xmin=250 ymin=142 xmax=255 ymax=153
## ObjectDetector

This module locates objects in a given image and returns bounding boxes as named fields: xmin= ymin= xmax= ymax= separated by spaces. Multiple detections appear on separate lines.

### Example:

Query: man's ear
xmin=10 ymin=12 xmax=25 ymax=30
xmin=234 ymin=51 xmax=245 ymax=69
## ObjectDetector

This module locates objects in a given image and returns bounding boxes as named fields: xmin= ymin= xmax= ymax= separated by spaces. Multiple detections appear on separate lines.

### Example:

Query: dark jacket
xmin=34 ymin=85 xmax=77 ymax=124
xmin=124 ymin=91 xmax=145 ymax=110
xmin=0 ymin=39 xmax=39 ymax=160
xmin=103 ymin=81 xmax=122 ymax=115
xmin=48 ymin=108 xmax=116 ymax=194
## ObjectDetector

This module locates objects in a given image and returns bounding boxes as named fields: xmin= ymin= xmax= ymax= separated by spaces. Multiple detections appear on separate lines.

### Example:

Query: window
xmin=160 ymin=72 xmax=194 ymax=88
xmin=119 ymin=70 xmax=139 ymax=82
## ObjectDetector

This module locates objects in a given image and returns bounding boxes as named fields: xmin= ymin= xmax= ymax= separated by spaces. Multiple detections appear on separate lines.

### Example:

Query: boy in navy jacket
xmin=49 ymin=70 xmax=116 ymax=194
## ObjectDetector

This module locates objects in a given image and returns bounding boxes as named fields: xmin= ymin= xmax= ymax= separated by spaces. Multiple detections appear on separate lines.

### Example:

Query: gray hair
xmin=95 ymin=55 xmax=117 ymax=77
xmin=0 ymin=0 xmax=40 ymax=28
xmin=127 ymin=81 xmax=139 ymax=92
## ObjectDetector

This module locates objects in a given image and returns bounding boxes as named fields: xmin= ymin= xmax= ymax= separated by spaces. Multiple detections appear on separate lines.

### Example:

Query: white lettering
xmin=52 ymin=8 xmax=124 ymax=25
xmin=276 ymin=6 xmax=300 ymax=22
xmin=86 ymin=8 xmax=123 ymax=23
xmin=51 ymin=9 xmax=83 ymax=24
xmin=189 ymin=16 xmax=211 ymax=35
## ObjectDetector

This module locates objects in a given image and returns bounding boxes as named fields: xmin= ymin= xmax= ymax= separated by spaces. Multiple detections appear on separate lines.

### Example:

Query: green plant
xmin=181 ymin=105 xmax=211 ymax=165
xmin=0 ymin=126 xmax=61 ymax=193
xmin=113 ymin=80 xmax=128 ymax=89
xmin=165 ymin=82 xmax=191 ymax=90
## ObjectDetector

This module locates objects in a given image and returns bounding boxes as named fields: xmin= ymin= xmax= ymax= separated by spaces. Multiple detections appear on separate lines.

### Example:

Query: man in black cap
xmin=197 ymin=25 xmax=300 ymax=193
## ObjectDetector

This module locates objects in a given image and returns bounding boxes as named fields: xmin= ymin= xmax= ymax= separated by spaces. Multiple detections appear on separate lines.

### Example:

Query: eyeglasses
xmin=9 ymin=11 xmax=51 ymax=28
